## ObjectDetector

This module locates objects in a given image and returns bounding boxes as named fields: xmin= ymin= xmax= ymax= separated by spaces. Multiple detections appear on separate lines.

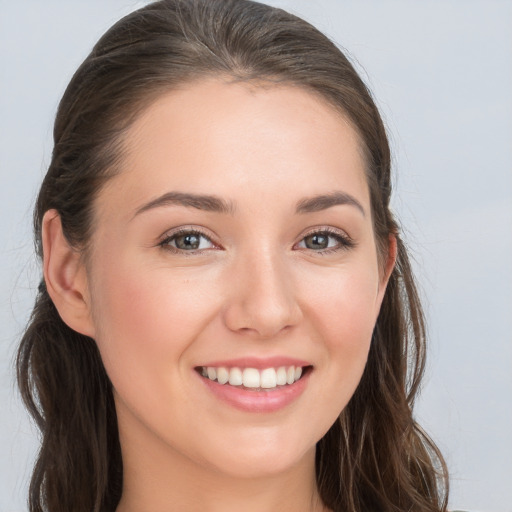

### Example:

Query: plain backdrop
xmin=1 ymin=1 xmax=511 ymax=511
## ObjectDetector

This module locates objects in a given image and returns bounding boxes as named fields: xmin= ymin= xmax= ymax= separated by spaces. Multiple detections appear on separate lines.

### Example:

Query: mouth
xmin=195 ymin=365 xmax=312 ymax=391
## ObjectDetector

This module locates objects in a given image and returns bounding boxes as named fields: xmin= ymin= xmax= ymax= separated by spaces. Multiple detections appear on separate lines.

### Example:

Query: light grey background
xmin=1 ymin=1 xmax=511 ymax=511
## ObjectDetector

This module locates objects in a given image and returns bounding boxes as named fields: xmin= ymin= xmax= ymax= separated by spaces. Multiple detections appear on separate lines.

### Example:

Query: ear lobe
xmin=42 ymin=209 xmax=95 ymax=338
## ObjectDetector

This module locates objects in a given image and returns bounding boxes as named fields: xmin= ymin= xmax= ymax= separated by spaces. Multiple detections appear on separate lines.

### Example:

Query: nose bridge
xmin=223 ymin=243 xmax=301 ymax=337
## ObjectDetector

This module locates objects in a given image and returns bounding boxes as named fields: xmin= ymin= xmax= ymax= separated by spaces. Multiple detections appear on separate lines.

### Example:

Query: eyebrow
xmin=132 ymin=190 xmax=365 ymax=219
xmin=295 ymin=192 xmax=366 ymax=216
xmin=133 ymin=191 xmax=235 ymax=218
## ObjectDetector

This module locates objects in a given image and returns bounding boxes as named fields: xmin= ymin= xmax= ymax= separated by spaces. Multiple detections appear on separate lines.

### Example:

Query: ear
xmin=375 ymin=234 xmax=397 ymax=313
xmin=42 ymin=209 xmax=95 ymax=338
xmin=382 ymin=234 xmax=397 ymax=287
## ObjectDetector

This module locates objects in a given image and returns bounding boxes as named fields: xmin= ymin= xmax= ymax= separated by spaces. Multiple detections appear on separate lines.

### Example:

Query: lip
xmin=196 ymin=360 xmax=312 ymax=413
xmin=197 ymin=356 xmax=311 ymax=370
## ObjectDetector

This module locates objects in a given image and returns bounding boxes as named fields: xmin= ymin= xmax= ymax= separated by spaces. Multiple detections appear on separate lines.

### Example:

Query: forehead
xmin=97 ymin=78 xmax=370 ymax=221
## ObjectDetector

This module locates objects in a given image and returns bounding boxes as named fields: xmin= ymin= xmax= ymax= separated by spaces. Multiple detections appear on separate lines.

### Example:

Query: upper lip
xmin=196 ymin=356 xmax=311 ymax=369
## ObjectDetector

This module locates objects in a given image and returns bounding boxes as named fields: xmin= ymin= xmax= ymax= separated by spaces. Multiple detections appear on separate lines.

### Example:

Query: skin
xmin=43 ymin=79 xmax=395 ymax=512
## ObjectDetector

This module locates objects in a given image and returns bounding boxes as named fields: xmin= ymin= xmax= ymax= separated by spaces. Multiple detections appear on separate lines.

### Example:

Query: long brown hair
xmin=17 ymin=1 xmax=449 ymax=510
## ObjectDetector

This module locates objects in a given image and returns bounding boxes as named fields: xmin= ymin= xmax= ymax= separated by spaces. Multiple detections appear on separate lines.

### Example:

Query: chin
xmin=193 ymin=429 xmax=317 ymax=480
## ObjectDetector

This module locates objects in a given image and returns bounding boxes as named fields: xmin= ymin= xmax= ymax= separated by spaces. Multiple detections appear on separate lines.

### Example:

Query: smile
xmin=196 ymin=361 xmax=312 ymax=412
xmin=199 ymin=365 xmax=305 ymax=389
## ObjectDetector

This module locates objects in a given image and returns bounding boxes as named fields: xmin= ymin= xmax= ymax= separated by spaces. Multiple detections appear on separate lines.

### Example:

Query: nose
xmin=222 ymin=249 xmax=303 ymax=339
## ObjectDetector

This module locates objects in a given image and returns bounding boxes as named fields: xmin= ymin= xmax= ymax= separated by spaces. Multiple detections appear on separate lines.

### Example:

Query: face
xmin=84 ymin=79 xmax=391 ymax=479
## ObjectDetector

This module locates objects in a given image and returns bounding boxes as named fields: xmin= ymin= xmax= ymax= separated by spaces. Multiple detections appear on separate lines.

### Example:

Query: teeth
xmin=228 ymin=367 xmax=243 ymax=386
xmin=276 ymin=366 xmax=287 ymax=386
xmin=217 ymin=367 xmax=229 ymax=385
xmin=201 ymin=365 xmax=305 ymax=389
xmin=242 ymin=368 xmax=260 ymax=388
xmin=260 ymin=368 xmax=277 ymax=388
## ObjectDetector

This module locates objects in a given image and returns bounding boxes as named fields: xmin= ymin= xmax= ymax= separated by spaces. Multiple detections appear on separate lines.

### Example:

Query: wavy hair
xmin=17 ymin=1 xmax=449 ymax=510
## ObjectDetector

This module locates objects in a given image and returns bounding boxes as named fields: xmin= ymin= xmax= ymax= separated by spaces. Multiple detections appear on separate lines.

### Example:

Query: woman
xmin=17 ymin=0 xmax=449 ymax=511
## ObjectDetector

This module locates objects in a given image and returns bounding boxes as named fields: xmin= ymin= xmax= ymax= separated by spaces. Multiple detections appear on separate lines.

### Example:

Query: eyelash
xmin=295 ymin=227 xmax=355 ymax=255
xmin=159 ymin=227 xmax=217 ymax=255
xmin=158 ymin=227 xmax=355 ymax=255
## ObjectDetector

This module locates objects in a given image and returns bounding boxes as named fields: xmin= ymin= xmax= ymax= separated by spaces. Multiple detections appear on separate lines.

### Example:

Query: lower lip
xmin=198 ymin=370 xmax=311 ymax=413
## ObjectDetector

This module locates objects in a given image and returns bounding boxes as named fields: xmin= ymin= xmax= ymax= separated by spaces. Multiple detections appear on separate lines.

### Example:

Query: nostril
xmin=221 ymin=272 xmax=302 ymax=337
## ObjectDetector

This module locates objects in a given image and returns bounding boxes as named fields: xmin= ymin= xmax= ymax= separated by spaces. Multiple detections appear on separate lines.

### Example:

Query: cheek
xmin=88 ymin=258 xmax=218 ymax=387
xmin=305 ymin=264 xmax=380 ymax=346
xmin=301 ymin=262 xmax=380 ymax=394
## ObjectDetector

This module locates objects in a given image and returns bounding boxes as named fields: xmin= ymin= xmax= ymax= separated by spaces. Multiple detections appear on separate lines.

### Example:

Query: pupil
xmin=306 ymin=234 xmax=328 ymax=249
xmin=177 ymin=234 xmax=200 ymax=250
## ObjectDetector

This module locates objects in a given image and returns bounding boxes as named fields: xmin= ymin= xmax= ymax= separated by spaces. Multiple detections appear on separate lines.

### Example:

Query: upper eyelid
xmin=297 ymin=225 xmax=352 ymax=241
xmin=159 ymin=226 xmax=217 ymax=243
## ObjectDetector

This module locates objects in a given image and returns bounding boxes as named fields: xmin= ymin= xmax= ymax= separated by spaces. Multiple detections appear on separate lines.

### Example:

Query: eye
xmin=160 ymin=229 xmax=216 ymax=253
xmin=296 ymin=229 xmax=354 ymax=253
